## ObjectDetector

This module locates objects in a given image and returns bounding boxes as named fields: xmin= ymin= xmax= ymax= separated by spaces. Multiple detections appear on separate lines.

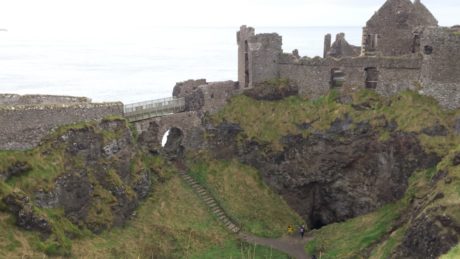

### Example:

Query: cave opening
xmin=161 ymin=127 xmax=184 ymax=159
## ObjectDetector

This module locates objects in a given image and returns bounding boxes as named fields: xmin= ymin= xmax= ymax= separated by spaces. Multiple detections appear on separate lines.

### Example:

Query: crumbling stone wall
xmin=279 ymin=54 xmax=422 ymax=99
xmin=363 ymin=0 xmax=438 ymax=56
xmin=0 ymin=94 xmax=91 ymax=105
xmin=247 ymin=33 xmax=282 ymax=87
xmin=198 ymin=81 xmax=239 ymax=114
xmin=326 ymin=33 xmax=360 ymax=58
xmin=420 ymin=27 xmax=460 ymax=109
xmin=0 ymin=103 xmax=123 ymax=150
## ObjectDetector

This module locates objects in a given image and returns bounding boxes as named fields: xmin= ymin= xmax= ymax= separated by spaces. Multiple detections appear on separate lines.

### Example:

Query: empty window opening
xmin=366 ymin=34 xmax=378 ymax=52
xmin=424 ymin=45 xmax=433 ymax=55
xmin=365 ymin=67 xmax=379 ymax=89
xmin=412 ymin=34 xmax=421 ymax=53
xmin=330 ymin=68 xmax=346 ymax=88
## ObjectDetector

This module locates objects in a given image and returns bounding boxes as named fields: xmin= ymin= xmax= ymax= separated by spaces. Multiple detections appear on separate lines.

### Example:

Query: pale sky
xmin=0 ymin=0 xmax=458 ymax=31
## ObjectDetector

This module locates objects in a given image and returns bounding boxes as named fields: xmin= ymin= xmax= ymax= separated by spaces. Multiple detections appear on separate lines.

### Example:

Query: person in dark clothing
xmin=311 ymin=255 xmax=317 ymax=259
xmin=299 ymin=225 xmax=305 ymax=238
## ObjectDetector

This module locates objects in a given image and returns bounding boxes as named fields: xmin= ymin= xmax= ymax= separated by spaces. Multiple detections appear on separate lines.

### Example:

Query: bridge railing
xmin=124 ymin=97 xmax=186 ymax=121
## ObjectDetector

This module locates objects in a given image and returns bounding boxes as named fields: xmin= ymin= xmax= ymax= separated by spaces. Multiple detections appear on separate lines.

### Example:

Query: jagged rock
xmin=207 ymin=118 xmax=440 ymax=229
xmin=132 ymin=171 xmax=151 ymax=200
xmin=453 ymin=153 xmax=460 ymax=166
xmin=0 ymin=161 xmax=31 ymax=181
xmin=33 ymin=119 xmax=150 ymax=233
xmin=2 ymin=192 xmax=52 ymax=234
xmin=205 ymin=123 xmax=242 ymax=159
xmin=454 ymin=118 xmax=460 ymax=134
xmin=422 ymin=123 xmax=449 ymax=136
xmin=394 ymin=208 xmax=460 ymax=259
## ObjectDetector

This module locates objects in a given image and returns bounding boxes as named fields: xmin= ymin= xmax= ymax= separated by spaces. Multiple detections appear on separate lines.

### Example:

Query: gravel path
xmin=239 ymin=232 xmax=311 ymax=259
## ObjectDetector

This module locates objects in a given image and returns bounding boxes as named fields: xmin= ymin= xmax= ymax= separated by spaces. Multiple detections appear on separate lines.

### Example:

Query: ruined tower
xmin=237 ymin=26 xmax=282 ymax=88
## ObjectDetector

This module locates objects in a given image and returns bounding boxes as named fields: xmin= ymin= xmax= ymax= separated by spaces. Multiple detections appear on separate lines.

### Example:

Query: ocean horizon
xmin=0 ymin=26 xmax=362 ymax=104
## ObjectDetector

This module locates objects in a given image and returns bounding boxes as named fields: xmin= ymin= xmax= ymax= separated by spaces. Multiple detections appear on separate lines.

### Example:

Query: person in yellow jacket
xmin=287 ymin=224 xmax=294 ymax=234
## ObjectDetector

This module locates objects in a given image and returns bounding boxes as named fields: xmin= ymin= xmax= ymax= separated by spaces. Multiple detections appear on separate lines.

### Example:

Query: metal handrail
xmin=123 ymin=97 xmax=186 ymax=121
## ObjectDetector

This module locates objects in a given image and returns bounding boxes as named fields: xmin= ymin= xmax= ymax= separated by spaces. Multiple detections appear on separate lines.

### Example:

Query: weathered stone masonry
xmin=237 ymin=0 xmax=460 ymax=109
xmin=0 ymin=97 xmax=123 ymax=150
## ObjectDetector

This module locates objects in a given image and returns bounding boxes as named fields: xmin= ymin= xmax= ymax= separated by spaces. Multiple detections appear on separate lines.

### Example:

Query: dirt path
xmin=239 ymin=232 xmax=311 ymax=259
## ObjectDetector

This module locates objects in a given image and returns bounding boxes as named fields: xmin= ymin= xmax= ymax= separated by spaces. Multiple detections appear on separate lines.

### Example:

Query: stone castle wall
xmin=0 ymin=102 xmax=123 ymax=150
xmin=0 ymin=94 xmax=91 ymax=105
xmin=279 ymin=54 xmax=422 ymax=99
xmin=420 ymin=27 xmax=460 ymax=109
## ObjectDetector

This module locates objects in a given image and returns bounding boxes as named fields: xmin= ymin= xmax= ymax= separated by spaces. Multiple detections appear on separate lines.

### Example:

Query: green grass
xmin=305 ymin=203 xmax=403 ymax=259
xmin=214 ymin=88 xmax=459 ymax=155
xmin=187 ymin=154 xmax=303 ymax=238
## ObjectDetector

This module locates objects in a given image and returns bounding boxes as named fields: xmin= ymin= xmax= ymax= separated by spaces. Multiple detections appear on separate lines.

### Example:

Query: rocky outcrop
xmin=206 ymin=116 xmax=440 ymax=229
xmin=0 ymin=161 xmax=31 ymax=181
xmin=33 ymin=119 xmax=151 ymax=233
xmin=2 ymin=191 xmax=52 ymax=235
xmin=393 ymin=206 xmax=460 ymax=259
xmin=244 ymin=79 xmax=298 ymax=101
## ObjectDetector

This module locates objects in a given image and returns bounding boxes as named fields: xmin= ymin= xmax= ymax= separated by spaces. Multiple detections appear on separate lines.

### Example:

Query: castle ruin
xmin=237 ymin=0 xmax=460 ymax=109
xmin=1 ymin=0 xmax=459 ymax=151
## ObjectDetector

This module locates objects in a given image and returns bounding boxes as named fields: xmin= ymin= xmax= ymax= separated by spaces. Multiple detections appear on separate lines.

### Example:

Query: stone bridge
xmin=133 ymin=111 xmax=204 ymax=152
xmin=124 ymin=80 xmax=239 ymax=152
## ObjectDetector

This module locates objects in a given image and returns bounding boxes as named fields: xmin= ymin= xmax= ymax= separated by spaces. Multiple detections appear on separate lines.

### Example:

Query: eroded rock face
xmin=394 ymin=207 xmax=460 ymax=259
xmin=2 ymin=192 xmax=52 ymax=235
xmin=34 ymin=119 xmax=151 ymax=233
xmin=0 ymin=161 xmax=31 ymax=181
xmin=206 ymin=117 xmax=439 ymax=229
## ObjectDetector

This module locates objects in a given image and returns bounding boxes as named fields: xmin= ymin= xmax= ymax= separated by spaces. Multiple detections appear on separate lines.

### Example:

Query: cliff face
xmin=0 ymin=118 xmax=151 ymax=255
xmin=206 ymin=87 xmax=460 ymax=258
xmin=207 ymin=117 xmax=439 ymax=229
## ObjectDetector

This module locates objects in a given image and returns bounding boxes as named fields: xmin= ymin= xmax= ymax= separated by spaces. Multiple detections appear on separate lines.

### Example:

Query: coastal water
xmin=0 ymin=27 xmax=361 ymax=104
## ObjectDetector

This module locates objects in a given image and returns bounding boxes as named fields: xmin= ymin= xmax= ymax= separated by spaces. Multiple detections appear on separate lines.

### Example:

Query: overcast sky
xmin=0 ymin=0 xmax=458 ymax=30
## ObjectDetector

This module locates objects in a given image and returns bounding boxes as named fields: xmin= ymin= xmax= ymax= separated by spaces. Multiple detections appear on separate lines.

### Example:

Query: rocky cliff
xmin=204 ymin=86 xmax=460 ymax=258
xmin=0 ymin=118 xmax=151 ymax=255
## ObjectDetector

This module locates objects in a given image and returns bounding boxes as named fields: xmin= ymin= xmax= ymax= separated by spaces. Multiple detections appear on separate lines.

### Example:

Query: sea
xmin=0 ymin=27 xmax=361 ymax=104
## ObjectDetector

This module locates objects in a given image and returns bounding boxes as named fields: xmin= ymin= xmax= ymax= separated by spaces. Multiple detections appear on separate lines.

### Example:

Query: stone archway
xmin=134 ymin=111 xmax=203 ymax=156
xmin=160 ymin=127 xmax=184 ymax=159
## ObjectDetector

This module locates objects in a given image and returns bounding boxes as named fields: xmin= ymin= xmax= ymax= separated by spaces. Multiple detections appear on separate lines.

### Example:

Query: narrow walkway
xmin=239 ymin=233 xmax=311 ymax=259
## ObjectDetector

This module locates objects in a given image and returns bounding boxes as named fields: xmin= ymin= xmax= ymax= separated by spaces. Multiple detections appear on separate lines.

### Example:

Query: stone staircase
xmin=178 ymin=171 xmax=241 ymax=233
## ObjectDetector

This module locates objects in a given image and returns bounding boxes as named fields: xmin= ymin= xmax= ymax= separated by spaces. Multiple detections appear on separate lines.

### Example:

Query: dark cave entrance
xmin=161 ymin=127 xmax=184 ymax=159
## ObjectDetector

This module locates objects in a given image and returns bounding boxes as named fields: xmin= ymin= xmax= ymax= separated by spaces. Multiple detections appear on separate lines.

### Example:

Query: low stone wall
xmin=0 ymin=103 xmax=123 ymax=150
xmin=0 ymin=94 xmax=91 ymax=106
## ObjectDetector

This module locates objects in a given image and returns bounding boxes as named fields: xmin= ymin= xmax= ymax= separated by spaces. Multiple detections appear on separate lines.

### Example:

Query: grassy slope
xmin=0 ymin=130 xmax=292 ymax=258
xmin=187 ymin=155 xmax=303 ymax=238
xmin=71 ymin=156 xmax=290 ymax=258
xmin=213 ymin=88 xmax=460 ymax=257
